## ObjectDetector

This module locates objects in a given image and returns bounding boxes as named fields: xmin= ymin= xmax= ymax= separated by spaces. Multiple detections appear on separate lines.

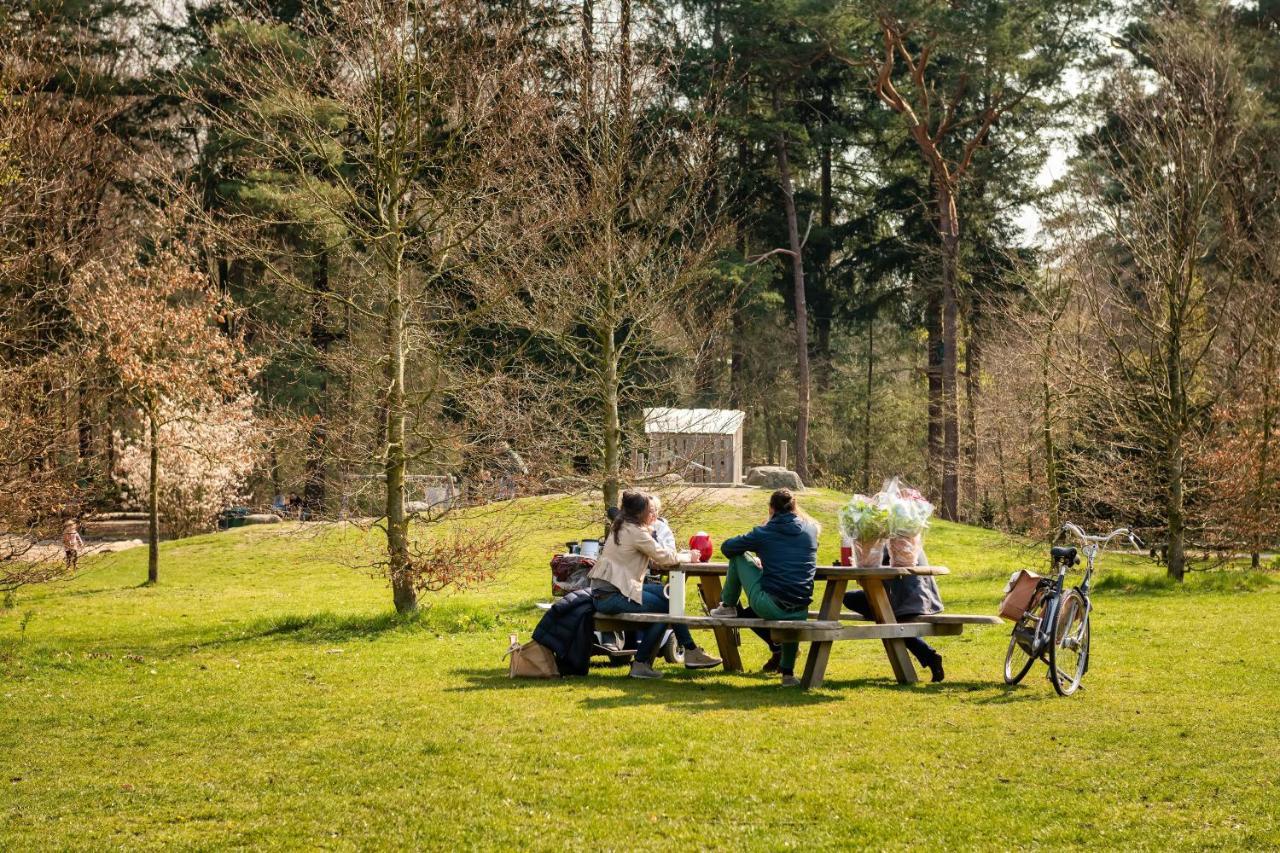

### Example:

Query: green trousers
xmin=721 ymin=555 xmax=808 ymax=672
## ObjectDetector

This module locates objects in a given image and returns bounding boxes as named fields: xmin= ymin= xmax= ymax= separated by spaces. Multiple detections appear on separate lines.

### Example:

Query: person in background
xmin=843 ymin=551 xmax=946 ymax=682
xmin=647 ymin=495 xmax=676 ymax=552
xmin=710 ymin=489 xmax=818 ymax=687
xmin=588 ymin=491 xmax=722 ymax=679
xmin=62 ymin=519 xmax=84 ymax=571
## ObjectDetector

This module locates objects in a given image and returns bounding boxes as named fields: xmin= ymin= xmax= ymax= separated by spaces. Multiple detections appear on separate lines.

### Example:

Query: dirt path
xmin=12 ymin=538 xmax=145 ymax=563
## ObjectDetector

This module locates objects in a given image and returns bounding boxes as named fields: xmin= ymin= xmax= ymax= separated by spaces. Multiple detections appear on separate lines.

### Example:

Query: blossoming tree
xmin=76 ymin=241 xmax=259 ymax=584
xmin=114 ymin=396 xmax=262 ymax=540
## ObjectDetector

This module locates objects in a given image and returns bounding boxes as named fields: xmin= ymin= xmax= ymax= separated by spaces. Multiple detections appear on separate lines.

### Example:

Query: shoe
xmin=708 ymin=604 xmax=739 ymax=618
xmin=682 ymin=647 xmax=722 ymax=669
xmin=629 ymin=661 xmax=663 ymax=680
xmin=761 ymin=651 xmax=782 ymax=673
xmin=780 ymin=673 xmax=801 ymax=687
xmin=926 ymin=655 xmax=945 ymax=683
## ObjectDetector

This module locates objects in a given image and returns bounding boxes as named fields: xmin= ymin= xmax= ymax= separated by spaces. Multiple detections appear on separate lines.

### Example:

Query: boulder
xmin=745 ymin=466 xmax=804 ymax=490
xmin=242 ymin=513 xmax=280 ymax=525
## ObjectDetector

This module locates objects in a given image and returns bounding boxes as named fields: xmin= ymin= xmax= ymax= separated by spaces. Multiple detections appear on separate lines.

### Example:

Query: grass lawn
xmin=3 ymin=488 xmax=1278 ymax=850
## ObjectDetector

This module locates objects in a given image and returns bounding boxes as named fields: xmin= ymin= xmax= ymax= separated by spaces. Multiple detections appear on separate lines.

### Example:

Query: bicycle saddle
xmin=1050 ymin=545 xmax=1077 ymax=566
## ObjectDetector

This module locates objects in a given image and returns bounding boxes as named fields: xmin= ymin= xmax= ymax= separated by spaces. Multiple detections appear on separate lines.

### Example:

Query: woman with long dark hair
xmin=588 ymin=491 xmax=721 ymax=679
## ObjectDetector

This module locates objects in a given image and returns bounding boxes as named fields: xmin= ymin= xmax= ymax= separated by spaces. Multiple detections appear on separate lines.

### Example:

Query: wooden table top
xmin=672 ymin=562 xmax=949 ymax=579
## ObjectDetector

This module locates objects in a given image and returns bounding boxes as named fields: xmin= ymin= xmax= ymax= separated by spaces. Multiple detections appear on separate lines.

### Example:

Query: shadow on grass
xmin=448 ymin=666 xmax=840 ymax=709
xmin=220 ymin=599 xmax=539 ymax=646
xmin=247 ymin=610 xmax=413 ymax=642
xmin=448 ymin=666 xmax=997 ymax=709
xmin=971 ymin=673 xmax=1062 ymax=704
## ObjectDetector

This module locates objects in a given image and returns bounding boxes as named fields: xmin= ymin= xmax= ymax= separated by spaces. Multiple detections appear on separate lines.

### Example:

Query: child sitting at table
xmin=709 ymin=488 xmax=818 ymax=687
xmin=646 ymin=495 xmax=676 ymax=552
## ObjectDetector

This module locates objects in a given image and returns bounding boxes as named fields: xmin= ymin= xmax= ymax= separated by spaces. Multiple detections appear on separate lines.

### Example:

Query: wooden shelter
xmin=637 ymin=408 xmax=745 ymax=485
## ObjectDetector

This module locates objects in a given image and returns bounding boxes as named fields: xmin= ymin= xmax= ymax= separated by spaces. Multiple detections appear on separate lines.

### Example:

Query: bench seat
xmin=808 ymin=610 xmax=1002 ymax=626
xmin=591 ymin=612 xmax=969 ymax=642
xmin=914 ymin=613 xmax=1002 ymax=625
xmin=591 ymin=612 xmax=842 ymax=632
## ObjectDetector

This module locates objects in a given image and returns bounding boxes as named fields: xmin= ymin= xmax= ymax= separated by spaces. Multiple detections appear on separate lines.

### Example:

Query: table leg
xmin=860 ymin=577 xmax=918 ymax=684
xmin=697 ymin=575 xmax=743 ymax=673
xmin=800 ymin=578 xmax=847 ymax=689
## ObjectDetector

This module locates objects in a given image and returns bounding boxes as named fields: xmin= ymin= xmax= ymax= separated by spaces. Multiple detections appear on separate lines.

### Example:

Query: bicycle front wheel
xmin=1050 ymin=589 xmax=1090 ymax=696
xmin=1003 ymin=595 xmax=1048 ymax=685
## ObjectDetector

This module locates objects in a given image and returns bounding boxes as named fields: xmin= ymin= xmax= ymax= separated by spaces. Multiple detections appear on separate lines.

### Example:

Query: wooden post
xmin=861 ymin=577 xmax=918 ymax=684
xmin=780 ymin=439 xmax=788 ymax=470
xmin=800 ymin=577 xmax=847 ymax=688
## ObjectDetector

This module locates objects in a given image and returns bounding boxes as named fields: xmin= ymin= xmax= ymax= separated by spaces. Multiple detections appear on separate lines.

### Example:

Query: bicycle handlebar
xmin=1058 ymin=522 xmax=1144 ymax=552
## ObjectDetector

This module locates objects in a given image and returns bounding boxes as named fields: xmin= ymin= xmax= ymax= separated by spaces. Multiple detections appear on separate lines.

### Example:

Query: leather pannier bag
xmin=504 ymin=634 xmax=559 ymax=678
xmin=999 ymin=570 xmax=1042 ymax=621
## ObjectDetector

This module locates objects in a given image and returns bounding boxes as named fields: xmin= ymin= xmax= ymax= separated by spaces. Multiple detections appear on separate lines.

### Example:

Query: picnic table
xmin=591 ymin=561 xmax=998 ymax=689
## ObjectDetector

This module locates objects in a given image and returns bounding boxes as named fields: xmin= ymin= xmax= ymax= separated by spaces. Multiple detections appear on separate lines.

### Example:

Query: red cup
xmin=839 ymin=535 xmax=853 ymax=567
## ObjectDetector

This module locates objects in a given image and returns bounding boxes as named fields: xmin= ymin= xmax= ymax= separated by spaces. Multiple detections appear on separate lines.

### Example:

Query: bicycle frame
xmin=1008 ymin=523 xmax=1141 ymax=681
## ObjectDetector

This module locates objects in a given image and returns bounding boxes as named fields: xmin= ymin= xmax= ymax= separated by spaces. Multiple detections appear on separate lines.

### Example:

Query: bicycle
xmin=1003 ymin=522 xmax=1142 ymax=696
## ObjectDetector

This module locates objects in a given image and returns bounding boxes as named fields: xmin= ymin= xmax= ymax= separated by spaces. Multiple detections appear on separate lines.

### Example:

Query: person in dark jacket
xmin=709 ymin=489 xmax=818 ymax=686
xmin=843 ymin=548 xmax=946 ymax=682
xmin=533 ymin=588 xmax=596 ymax=676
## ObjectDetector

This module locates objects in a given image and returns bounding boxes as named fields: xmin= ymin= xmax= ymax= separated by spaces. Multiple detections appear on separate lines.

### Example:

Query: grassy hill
xmin=2 ymin=489 xmax=1278 ymax=849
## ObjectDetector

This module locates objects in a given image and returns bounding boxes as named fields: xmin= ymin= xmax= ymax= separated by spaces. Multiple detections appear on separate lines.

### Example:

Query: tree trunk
xmin=862 ymin=313 xmax=875 ymax=494
xmin=1165 ymin=293 xmax=1187 ymax=582
xmin=383 ymin=243 xmax=415 ymax=614
xmin=601 ymin=323 xmax=621 ymax=512
xmin=580 ymin=0 xmax=593 ymax=114
xmin=147 ymin=406 xmax=159 ymax=585
xmin=1251 ymin=342 xmax=1274 ymax=570
xmin=776 ymin=135 xmax=809 ymax=484
xmin=729 ymin=300 xmax=745 ymax=409
xmin=304 ymin=251 xmax=330 ymax=518
xmin=1166 ymin=432 xmax=1186 ymax=581
xmin=937 ymin=181 xmax=960 ymax=521
xmin=618 ymin=0 xmax=631 ymax=116
xmin=993 ymin=418 xmax=1012 ymax=529
xmin=815 ymin=104 xmax=834 ymax=391
xmin=963 ymin=309 xmax=981 ymax=520
xmin=926 ymin=290 xmax=943 ymax=500
xmin=1041 ymin=329 xmax=1060 ymax=532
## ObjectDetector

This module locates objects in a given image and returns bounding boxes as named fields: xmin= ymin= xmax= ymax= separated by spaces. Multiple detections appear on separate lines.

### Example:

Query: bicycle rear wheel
xmin=1003 ymin=594 xmax=1048 ymax=685
xmin=1050 ymin=589 xmax=1090 ymax=696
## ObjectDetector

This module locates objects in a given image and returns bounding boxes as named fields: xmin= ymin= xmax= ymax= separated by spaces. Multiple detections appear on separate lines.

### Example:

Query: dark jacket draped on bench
xmin=533 ymin=589 xmax=595 ymax=676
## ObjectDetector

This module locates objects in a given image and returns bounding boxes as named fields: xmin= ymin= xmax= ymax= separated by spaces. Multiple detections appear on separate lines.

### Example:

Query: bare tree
xmin=0 ymin=40 xmax=120 ymax=597
xmin=194 ymin=0 xmax=562 ymax=612
xmin=75 ymin=240 xmax=259 ymax=584
xmin=502 ymin=18 xmax=728 ymax=511
xmin=1067 ymin=19 xmax=1257 ymax=580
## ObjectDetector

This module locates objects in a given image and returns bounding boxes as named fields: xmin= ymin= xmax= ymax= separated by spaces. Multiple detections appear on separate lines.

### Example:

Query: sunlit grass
xmin=2 ymin=489 xmax=1278 ymax=849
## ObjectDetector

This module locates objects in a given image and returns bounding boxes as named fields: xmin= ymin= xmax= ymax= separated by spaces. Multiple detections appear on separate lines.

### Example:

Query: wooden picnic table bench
xmin=592 ymin=561 xmax=998 ymax=689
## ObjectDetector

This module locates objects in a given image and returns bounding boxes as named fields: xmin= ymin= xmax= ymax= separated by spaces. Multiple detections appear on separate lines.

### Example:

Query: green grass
xmin=3 ymin=489 xmax=1279 ymax=850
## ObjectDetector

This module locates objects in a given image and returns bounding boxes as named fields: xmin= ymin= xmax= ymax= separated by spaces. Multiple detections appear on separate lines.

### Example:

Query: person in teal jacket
xmin=709 ymin=489 xmax=818 ymax=686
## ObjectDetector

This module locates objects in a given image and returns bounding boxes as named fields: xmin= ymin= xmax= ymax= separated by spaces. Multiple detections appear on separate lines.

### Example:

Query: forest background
xmin=3 ymin=0 xmax=1278 ymax=610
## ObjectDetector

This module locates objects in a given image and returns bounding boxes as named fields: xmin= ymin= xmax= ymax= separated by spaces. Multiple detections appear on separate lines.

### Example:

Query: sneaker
xmin=926 ymin=655 xmax=945 ymax=683
xmin=780 ymin=673 xmax=801 ymax=687
xmin=708 ymin=604 xmax=739 ymax=618
xmin=629 ymin=661 xmax=663 ymax=680
xmin=761 ymin=651 xmax=782 ymax=673
xmin=682 ymin=647 xmax=722 ymax=670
